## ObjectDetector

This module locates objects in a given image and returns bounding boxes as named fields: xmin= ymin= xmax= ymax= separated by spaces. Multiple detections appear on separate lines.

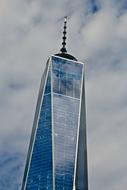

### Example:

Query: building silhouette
xmin=21 ymin=17 xmax=88 ymax=190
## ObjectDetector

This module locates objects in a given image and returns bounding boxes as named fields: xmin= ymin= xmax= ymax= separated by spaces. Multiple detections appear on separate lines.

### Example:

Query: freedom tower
xmin=21 ymin=17 xmax=88 ymax=190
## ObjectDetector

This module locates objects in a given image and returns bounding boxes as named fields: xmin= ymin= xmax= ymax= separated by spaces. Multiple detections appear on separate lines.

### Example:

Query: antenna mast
xmin=60 ymin=16 xmax=67 ymax=53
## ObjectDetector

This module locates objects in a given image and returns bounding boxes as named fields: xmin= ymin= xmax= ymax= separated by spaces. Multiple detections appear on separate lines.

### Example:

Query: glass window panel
xmin=53 ymin=94 xmax=80 ymax=190
xmin=26 ymin=69 xmax=53 ymax=190
xmin=52 ymin=56 xmax=83 ymax=99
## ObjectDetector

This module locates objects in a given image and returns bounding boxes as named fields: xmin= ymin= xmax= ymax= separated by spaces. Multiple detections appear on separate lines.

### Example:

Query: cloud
xmin=0 ymin=0 xmax=127 ymax=189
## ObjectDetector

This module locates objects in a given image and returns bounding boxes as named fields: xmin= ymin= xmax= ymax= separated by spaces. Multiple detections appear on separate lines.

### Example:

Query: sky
xmin=0 ymin=0 xmax=127 ymax=189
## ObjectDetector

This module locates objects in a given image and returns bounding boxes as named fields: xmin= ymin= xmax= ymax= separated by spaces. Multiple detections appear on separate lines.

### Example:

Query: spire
xmin=60 ymin=16 xmax=67 ymax=53
xmin=55 ymin=16 xmax=77 ymax=61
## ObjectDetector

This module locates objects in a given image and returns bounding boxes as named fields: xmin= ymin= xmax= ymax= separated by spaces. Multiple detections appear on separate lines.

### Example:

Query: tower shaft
xmin=21 ymin=56 xmax=88 ymax=190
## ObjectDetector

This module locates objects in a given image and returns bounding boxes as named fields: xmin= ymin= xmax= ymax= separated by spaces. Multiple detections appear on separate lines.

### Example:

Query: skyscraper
xmin=21 ymin=17 xmax=88 ymax=190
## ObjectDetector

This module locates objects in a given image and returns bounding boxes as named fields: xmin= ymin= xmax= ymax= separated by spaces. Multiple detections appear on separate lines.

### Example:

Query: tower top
xmin=60 ymin=16 xmax=67 ymax=53
xmin=55 ymin=16 xmax=77 ymax=61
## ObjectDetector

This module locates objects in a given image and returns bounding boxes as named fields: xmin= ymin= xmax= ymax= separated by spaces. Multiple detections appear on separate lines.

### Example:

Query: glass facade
xmin=21 ymin=56 xmax=88 ymax=190
xmin=25 ymin=68 xmax=53 ymax=190
xmin=52 ymin=56 xmax=83 ymax=190
xmin=76 ymin=79 xmax=88 ymax=190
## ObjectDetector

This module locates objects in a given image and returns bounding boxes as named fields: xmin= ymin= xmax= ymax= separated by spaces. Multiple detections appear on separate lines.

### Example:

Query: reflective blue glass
xmin=26 ymin=69 xmax=53 ymax=190
xmin=52 ymin=56 xmax=83 ymax=99
xmin=53 ymin=94 xmax=80 ymax=190
xmin=52 ymin=56 xmax=83 ymax=190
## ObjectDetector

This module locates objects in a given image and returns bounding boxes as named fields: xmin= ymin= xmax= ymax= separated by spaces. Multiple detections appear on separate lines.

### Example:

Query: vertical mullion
xmin=51 ymin=57 xmax=55 ymax=190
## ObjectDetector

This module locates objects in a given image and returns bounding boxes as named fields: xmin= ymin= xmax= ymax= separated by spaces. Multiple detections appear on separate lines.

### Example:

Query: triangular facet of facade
xmin=21 ymin=55 xmax=88 ymax=190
